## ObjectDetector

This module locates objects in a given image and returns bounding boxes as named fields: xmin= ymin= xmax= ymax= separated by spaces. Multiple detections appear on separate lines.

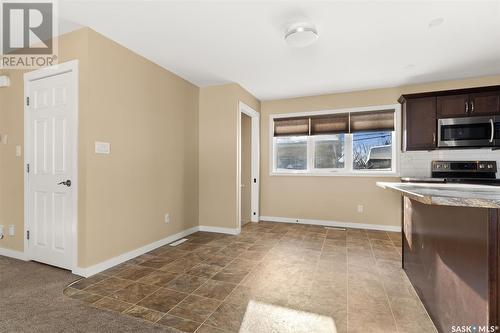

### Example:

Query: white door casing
xmin=237 ymin=101 xmax=260 ymax=232
xmin=24 ymin=60 xmax=78 ymax=270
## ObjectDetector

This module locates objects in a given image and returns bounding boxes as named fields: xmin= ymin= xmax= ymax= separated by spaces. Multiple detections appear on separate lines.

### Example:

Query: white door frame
xmin=237 ymin=101 xmax=260 ymax=232
xmin=23 ymin=60 xmax=79 ymax=271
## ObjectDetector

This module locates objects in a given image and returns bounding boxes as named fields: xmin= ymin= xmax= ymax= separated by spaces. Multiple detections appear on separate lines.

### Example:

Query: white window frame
xmin=270 ymin=104 xmax=401 ymax=177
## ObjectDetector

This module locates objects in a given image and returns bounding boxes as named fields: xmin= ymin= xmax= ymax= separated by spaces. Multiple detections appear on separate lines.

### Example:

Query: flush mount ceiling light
xmin=428 ymin=17 xmax=445 ymax=28
xmin=285 ymin=24 xmax=318 ymax=48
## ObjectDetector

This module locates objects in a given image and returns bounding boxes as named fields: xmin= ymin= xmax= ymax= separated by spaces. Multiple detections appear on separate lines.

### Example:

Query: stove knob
xmin=479 ymin=164 xmax=485 ymax=169
xmin=436 ymin=164 xmax=441 ymax=169
xmin=488 ymin=164 xmax=494 ymax=169
xmin=444 ymin=164 xmax=449 ymax=169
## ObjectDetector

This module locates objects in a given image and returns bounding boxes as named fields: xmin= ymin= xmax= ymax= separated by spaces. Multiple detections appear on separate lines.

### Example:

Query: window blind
xmin=310 ymin=114 xmax=349 ymax=135
xmin=273 ymin=117 xmax=310 ymax=136
xmin=349 ymin=110 xmax=395 ymax=133
xmin=273 ymin=109 xmax=395 ymax=137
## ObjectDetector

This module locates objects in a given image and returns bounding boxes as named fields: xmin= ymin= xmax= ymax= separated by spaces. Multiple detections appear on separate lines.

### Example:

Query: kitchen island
xmin=377 ymin=182 xmax=500 ymax=333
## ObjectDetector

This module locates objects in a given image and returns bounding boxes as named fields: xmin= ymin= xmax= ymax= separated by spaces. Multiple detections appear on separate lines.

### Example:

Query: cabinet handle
xmin=433 ymin=132 xmax=436 ymax=145
xmin=490 ymin=119 xmax=494 ymax=143
xmin=465 ymin=101 xmax=469 ymax=114
xmin=471 ymin=101 xmax=474 ymax=113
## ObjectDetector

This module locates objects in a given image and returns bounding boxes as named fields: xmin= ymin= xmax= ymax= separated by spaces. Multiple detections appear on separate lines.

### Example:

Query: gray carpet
xmin=0 ymin=256 xmax=174 ymax=333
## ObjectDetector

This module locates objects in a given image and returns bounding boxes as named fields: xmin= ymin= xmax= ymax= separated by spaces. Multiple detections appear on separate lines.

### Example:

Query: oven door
xmin=438 ymin=116 xmax=498 ymax=148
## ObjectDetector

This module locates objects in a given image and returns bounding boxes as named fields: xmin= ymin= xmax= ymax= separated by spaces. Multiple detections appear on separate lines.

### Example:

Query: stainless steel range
xmin=402 ymin=160 xmax=500 ymax=185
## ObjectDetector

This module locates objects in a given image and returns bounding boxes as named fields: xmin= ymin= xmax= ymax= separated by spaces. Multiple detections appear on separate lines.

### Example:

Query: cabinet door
xmin=437 ymin=94 xmax=469 ymax=118
xmin=404 ymin=97 xmax=437 ymax=151
xmin=469 ymin=91 xmax=500 ymax=116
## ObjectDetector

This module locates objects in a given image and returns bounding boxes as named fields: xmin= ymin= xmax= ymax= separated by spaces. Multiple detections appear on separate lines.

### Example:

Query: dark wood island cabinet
xmin=378 ymin=182 xmax=500 ymax=333
xmin=403 ymin=198 xmax=498 ymax=333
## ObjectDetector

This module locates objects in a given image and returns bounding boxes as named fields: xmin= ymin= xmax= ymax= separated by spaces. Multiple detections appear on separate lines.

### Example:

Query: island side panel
xmin=490 ymin=208 xmax=499 ymax=327
xmin=403 ymin=197 xmax=490 ymax=332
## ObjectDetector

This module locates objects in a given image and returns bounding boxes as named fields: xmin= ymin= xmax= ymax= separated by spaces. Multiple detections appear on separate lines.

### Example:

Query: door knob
xmin=57 ymin=180 xmax=72 ymax=187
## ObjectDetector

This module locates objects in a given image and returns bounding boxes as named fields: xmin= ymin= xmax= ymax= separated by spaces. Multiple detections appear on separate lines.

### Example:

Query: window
xmin=271 ymin=107 xmax=398 ymax=175
xmin=314 ymin=135 xmax=345 ymax=169
xmin=352 ymin=131 xmax=392 ymax=170
xmin=275 ymin=136 xmax=308 ymax=171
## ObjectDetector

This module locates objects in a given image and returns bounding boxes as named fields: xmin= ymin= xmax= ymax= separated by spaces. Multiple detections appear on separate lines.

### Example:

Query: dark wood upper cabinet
xmin=437 ymin=91 xmax=500 ymax=118
xmin=402 ymin=97 xmax=437 ymax=151
xmin=399 ymin=85 xmax=500 ymax=151
xmin=469 ymin=91 xmax=500 ymax=116
xmin=437 ymin=94 xmax=469 ymax=118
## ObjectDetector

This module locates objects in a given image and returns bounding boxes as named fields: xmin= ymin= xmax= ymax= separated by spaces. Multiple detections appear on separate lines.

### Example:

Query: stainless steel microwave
xmin=438 ymin=116 xmax=500 ymax=148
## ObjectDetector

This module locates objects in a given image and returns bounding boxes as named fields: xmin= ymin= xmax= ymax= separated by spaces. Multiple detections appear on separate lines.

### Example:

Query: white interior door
xmin=25 ymin=63 xmax=78 ymax=270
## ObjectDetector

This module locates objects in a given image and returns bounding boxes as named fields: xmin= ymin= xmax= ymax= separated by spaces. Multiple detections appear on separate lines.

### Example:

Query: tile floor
xmin=64 ymin=222 xmax=437 ymax=333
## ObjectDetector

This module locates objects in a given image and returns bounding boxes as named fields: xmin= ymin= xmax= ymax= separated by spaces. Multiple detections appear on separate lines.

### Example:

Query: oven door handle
xmin=490 ymin=119 xmax=495 ymax=143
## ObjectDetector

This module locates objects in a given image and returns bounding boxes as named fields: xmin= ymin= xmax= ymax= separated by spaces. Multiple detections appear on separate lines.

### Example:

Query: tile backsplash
xmin=400 ymin=149 xmax=500 ymax=178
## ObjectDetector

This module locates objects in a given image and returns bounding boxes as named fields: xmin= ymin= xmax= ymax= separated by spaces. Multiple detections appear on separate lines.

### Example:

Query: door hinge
xmin=26 ymin=230 xmax=30 ymax=240
xmin=26 ymin=97 xmax=29 ymax=106
xmin=26 ymin=163 xmax=30 ymax=173
xmin=253 ymin=178 xmax=257 ymax=183
xmin=253 ymin=212 xmax=256 ymax=216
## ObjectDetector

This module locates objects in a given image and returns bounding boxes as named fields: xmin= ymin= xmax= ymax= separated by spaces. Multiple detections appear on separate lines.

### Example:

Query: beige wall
xmin=0 ymin=28 xmax=90 ymax=252
xmin=240 ymin=113 xmax=252 ymax=224
xmin=82 ymin=30 xmax=199 ymax=266
xmin=0 ymin=28 xmax=200 ymax=268
xmin=261 ymin=74 xmax=500 ymax=227
xmin=199 ymin=84 xmax=260 ymax=230
xmin=0 ymin=70 xmax=19 ymax=251
xmin=0 ymin=70 xmax=25 ymax=251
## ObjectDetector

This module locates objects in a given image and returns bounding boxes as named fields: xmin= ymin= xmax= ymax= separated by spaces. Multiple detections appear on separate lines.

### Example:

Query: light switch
xmin=95 ymin=141 xmax=111 ymax=154
xmin=8 ymin=225 xmax=14 ymax=236
xmin=15 ymin=145 xmax=22 ymax=157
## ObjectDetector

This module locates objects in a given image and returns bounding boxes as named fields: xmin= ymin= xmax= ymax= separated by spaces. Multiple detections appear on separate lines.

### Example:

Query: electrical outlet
xmin=8 ymin=225 xmax=15 ymax=236
xmin=357 ymin=205 xmax=364 ymax=213
xmin=95 ymin=141 xmax=111 ymax=154
xmin=164 ymin=214 xmax=171 ymax=224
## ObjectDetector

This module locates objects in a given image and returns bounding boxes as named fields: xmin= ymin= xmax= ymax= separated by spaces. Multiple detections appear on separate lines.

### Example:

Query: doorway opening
xmin=237 ymin=101 xmax=260 ymax=232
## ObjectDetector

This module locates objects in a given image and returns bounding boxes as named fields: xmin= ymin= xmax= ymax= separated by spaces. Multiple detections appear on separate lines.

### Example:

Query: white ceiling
xmin=59 ymin=1 xmax=500 ymax=100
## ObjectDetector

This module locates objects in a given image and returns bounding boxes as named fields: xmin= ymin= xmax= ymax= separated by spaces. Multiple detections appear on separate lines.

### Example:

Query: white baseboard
xmin=198 ymin=225 xmax=240 ymax=235
xmin=260 ymin=216 xmax=401 ymax=232
xmin=72 ymin=226 xmax=199 ymax=278
xmin=0 ymin=247 xmax=28 ymax=261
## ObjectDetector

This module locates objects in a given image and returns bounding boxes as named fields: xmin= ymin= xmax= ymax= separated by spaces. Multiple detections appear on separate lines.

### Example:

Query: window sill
xmin=270 ymin=171 xmax=399 ymax=178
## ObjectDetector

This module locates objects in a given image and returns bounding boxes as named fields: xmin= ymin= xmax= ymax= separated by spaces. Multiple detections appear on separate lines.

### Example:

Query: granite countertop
xmin=376 ymin=182 xmax=500 ymax=208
